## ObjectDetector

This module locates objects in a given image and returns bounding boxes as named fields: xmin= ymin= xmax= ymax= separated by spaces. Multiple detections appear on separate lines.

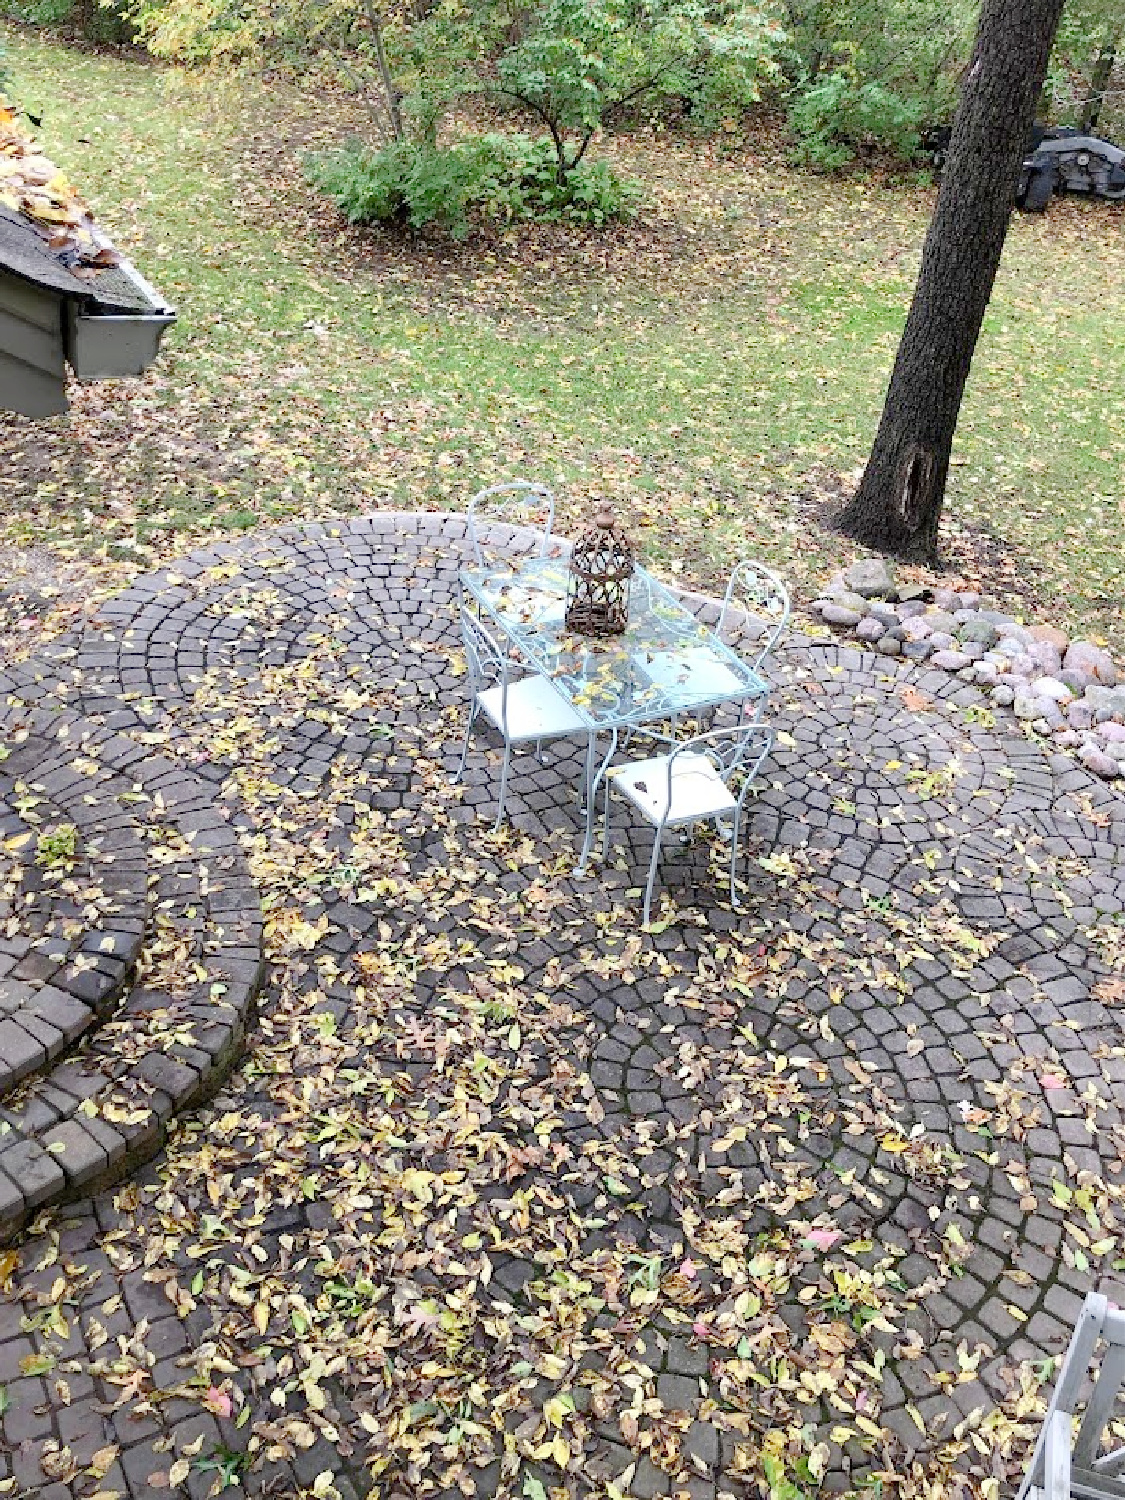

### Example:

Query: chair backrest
xmin=466 ymin=481 xmax=555 ymax=568
xmin=459 ymin=605 xmax=511 ymax=732
xmin=665 ymin=720 xmax=774 ymax=805
xmin=718 ymin=560 xmax=790 ymax=672
xmin=1018 ymin=1292 xmax=1125 ymax=1500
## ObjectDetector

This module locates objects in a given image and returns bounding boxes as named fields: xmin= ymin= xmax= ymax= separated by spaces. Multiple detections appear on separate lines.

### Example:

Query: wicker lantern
xmin=565 ymin=508 xmax=635 ymax=637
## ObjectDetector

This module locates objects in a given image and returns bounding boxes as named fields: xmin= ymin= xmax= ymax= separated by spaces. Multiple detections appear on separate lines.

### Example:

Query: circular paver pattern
xmin=0 ymin=513 xmax=1122 ymax=1500
xmin=0 ymin=713 xmax=263 ymax=1243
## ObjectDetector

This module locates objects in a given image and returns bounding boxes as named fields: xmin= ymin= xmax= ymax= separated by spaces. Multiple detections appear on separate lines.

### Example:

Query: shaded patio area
xmin=0 ymin=513 xmax=1123 ymax=1499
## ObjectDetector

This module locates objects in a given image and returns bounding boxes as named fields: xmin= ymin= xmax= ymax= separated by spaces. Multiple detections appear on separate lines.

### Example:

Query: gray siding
xmin=0 ymin=270 xmax=67 ymax=417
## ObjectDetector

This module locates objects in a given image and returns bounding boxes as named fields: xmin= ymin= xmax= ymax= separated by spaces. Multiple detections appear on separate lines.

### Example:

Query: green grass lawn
xmin=3 ymin=27 xmax=1124 ymax=650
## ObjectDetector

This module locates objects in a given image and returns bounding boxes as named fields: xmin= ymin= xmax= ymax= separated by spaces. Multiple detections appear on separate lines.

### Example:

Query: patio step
xmin=0 ymin=710 xmax=263 ymax=1241
xmin=0 ymin=732 xmax=148 ymax=1102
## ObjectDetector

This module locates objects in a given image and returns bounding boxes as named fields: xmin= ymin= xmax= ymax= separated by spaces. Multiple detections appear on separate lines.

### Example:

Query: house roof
xmin=0 ymin=105 xmax=169 ymax=316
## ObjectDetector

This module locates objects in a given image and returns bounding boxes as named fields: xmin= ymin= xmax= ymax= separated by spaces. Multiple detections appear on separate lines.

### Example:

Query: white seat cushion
xmin=477 ymin=674 xmax=588 ymax=743
xmin=611 ymin=752 xmax=736 ymax=826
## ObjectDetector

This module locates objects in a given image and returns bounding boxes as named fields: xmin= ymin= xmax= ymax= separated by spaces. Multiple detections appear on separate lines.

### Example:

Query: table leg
xmin=576 ymin=729 xmax=617 ymax=874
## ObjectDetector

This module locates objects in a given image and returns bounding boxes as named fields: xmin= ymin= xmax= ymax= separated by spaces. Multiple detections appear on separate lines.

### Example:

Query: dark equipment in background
xmin=920 ymin=121 xmax=1125 ymax=211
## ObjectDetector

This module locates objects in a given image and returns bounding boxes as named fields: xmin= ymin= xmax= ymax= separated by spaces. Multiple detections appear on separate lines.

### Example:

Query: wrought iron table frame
xmin=458 ymin=555 xmax=771 ymax=871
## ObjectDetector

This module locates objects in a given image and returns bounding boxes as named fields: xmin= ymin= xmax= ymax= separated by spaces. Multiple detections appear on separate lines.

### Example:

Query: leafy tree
xmin=1047 ymin=0 xmax=1122 ymax=134
xmin=836 ymin=0 xmax=1067 ymax=560
xmin=779 ymin=0 xmax=977 ymax=165
xmin=493 ymin=0 xmax=780 ymax=183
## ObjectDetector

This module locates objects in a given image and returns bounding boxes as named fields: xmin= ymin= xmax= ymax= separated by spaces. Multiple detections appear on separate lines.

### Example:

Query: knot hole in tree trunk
xmin=898 ymin=446 xmax=936 ymax=532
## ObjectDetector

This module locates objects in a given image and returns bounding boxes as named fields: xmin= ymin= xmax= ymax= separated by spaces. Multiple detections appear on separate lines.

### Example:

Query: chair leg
xmin=643 ymin=825 xmax=665 ymax=927
xmin=728 ymin=803 xmax=744 ymax=908
xmin=454 ymin=704 xmax=478 ymax=783
xmin=602 ymin=778 xmax=612 ymax=861
xmin=729 ymin=786 xmax=755 ymax=907
xmin=494 ymin=741 xmax=513 ymax=832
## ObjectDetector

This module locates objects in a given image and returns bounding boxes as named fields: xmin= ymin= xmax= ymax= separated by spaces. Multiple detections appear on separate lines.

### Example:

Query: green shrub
xmin=307 ymin=133 xmax=640 ymax=238
xmin=788 ymin=72 xmax=925 ymax=169
xmin=2 ymin=0 xmax=135 ymax=42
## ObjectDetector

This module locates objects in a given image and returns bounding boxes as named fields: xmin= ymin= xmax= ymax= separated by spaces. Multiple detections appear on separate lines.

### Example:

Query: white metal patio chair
xmin=466 ymin=481 xmax=556 ymax=569
xmin=717 ymin=559 xmax=791 ymax=676
xmin=602 ymin=721 xmax=774 ymax=925
xmin=1018 ymin=1292 xmax=1125 ymax=1500
xmin=454 ymin=606 xmax=590 ymax=832
xmin=634 ymin=559 xmax=786 ymax=752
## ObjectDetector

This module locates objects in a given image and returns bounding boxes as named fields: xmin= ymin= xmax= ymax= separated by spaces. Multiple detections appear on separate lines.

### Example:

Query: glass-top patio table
xmin=459 ymin=555 xmax=770 ymax=869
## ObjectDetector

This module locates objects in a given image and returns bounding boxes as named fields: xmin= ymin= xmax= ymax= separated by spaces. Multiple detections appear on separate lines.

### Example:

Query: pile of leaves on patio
xmin=7 ymin=564 xmax=1125 ymax=1500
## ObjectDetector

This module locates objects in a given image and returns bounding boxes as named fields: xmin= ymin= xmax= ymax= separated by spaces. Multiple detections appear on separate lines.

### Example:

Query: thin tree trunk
xmin=836 ymin=0 xmax=1066 ymax=561
xmin=364 ymin=1 xmax=404 ymax=142
xmin=1080 ymin=33 xmax=1119 ymax=134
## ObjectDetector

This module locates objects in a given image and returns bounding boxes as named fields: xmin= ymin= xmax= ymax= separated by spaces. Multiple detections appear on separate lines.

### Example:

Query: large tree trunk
xmin=836 ymin=0 xmax=1066 ymax=561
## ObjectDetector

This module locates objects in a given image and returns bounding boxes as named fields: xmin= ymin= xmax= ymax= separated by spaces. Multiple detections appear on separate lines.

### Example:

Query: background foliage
xmin=2 ymin=0 xmax=1122 ymax=175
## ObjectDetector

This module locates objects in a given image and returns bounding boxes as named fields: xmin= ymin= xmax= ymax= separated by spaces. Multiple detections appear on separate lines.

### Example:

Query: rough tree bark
xmin=836 ymin=0 xmax=1066 ymax=561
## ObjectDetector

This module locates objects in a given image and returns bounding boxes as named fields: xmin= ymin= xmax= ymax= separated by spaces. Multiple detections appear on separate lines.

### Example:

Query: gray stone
xmin=657 ymin=1372 xmax=701 ymax=1410
xmin=1060 ymin=669 xmax=1093 ymax=695
xmin=1087 ymin=685 xmax=1125 ymax=715
xmin=924 ymin=610 xmax=958 ymax=635
xmin=0 ymin=1140 xmax=64 ymax=1207
xmin=825 ymin=587 xmax=869 ymax=614
xmin=991 ymin=685 xmax=1015 ymax=707
xmin=903 ymin=638 xmax=934 ymax=660
xmin=959 ymin=619 xmax=999 ymax=648
xmin=1065 ymin=640 xmax=1117 ymax=685
xmin=898 ymin=599 xmax=928 ymax=620
xmin=820 ymin=604 xmax=863 ymax=628
xmin=876 ymin=636 xmax=903 ymax=656
xmin=1099 ymin=722 xmax=1125 ymax=742
xmin=1027 ymin=641 xmax=1063 ymax=675
xmin=927 ymin=631 xmax=956 ymax=652
xmin=39 ymin=1121 xmax=108 ymax=1188
xmin=996 ymin=632 xmax=1032 ymax=654
xmin=1014 ymin=694 xmax=1045 ymax=721
xmin=930 ymin=650 xmax=971 ymax=672
xmin=0 ymin=1019 xmax=46 ymax=1080
xmin=1031 ymin=677 xmax=1073 ymax=703
xmin=902 ymin=616 xmax=933 ymax=642
xmin=1068 ymin=701 xmax=1096 ymax=731
xmin=932 ymin=588 xmax=960 ymax=611
xmin=869 ymin=601 xmax=900 ymax=621
xmin=856 ymin=617 xmax=885 ymax=643
xmin=1080 ymin=746 xmax=1122 ymax=779
xmin=842 ymin=557 xmax=896 ymax=598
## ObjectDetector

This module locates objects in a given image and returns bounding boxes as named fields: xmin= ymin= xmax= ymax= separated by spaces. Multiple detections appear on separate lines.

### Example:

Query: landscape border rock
xmin=810 ymin=559 xmax=1125 ymax=784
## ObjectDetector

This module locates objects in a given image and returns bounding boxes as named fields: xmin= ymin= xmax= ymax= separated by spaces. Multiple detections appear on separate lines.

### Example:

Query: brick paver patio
xmin=0 ymin=512 xmax=1123 ymax=1499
